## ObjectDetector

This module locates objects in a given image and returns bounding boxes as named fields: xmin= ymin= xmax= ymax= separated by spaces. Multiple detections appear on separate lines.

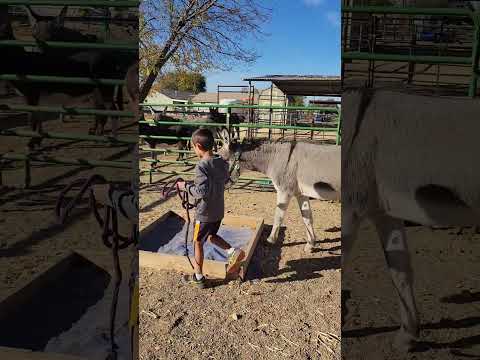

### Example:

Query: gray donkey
xmin=219 ymin=131 xmax=340 ymax=253
xmin=342 ymin=88 xmax=480 ymax=351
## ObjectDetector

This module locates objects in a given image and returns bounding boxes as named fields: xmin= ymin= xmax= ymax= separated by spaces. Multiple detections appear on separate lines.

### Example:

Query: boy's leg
xmin=183 ymin=220 xmax=207 ymax=288
xmin=206 ymin=221 xmax=246 ymax=273
xmin=193 ymin=238 xmax=204 ymax=274
xmin=208 ymin=234 xmax=230 ymax=250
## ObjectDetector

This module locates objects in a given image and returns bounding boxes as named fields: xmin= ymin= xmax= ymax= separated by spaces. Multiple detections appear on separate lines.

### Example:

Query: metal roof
xmin=243 ymin=75 xmax=342 ymax=96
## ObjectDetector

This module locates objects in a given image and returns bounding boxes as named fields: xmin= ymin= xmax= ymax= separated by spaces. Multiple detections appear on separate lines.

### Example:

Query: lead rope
xmin=56 ymin=176 xmax=136 ymax=360
xmin=161 ymin=178 xmax=198 ymax=270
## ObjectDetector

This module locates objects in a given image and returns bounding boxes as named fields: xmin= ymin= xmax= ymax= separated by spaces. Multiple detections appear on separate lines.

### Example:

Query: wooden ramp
xmin=140 ymin=211 xmax=264 ymax=280
xmin=0 ymin=347 xmax=87 ymax=360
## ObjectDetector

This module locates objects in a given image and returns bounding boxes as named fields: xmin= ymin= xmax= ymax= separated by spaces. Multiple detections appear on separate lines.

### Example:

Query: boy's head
xmin=192 ymin=128 xmax=214 ymax=157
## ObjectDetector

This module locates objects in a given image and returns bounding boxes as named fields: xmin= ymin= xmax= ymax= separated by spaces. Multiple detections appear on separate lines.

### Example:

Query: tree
xmin=154 ymin=71 xmax=206 ymax=93
xmin=289 ymin=96 xmax=305 ymax=106
xmin=139 ymin=0 xmax=271 ymax=101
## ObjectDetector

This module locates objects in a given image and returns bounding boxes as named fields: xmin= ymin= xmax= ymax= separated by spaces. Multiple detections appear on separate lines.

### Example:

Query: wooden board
xmin=0 ymin=251 xmax=81 ymax=321
xmin=139 ymin=211 xmax=264 ymax=280
xmin=0 ymin=347 xmax=87 ymax=360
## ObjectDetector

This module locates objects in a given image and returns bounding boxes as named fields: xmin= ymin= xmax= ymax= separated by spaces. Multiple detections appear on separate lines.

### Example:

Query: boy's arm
xmin=186 ymin=165 xmax=209 ymax=199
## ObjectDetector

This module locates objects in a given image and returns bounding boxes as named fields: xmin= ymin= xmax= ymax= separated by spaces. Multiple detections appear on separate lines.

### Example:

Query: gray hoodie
xmin=186 ymin=155 xmax=230 ymax=222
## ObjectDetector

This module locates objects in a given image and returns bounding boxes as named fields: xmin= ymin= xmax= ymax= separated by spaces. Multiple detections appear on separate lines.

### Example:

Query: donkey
xmin=141 ymin=107 xmax=228 ymax=161
xmin=209 ymin=107 xmax=243 ymax=139
xmin=23 ymin=5 xmax=128 ymax=138
xmin=25 ymin=6 xmax=97 ymax=44
xmin=140 ymin=110 xmax=193 ymax=162
xmin=342 ymin=88 xmax=480 ymax=351
xmin=4 ymin=6 xmax=135 ymax=147
xmin=219 ymin=131 xmax=340 ymax=253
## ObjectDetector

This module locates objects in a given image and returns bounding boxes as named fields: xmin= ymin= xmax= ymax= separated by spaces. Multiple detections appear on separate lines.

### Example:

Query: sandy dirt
xmin=343 ymin=221 xmax=480 ymax=360
xmin=138 ymin=161 xmax=341 ymax=360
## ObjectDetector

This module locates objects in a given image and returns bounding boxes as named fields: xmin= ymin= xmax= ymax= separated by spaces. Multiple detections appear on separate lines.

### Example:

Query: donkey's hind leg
xmin=296 ymin=195 xmax=317 ymax=253
xmin=372 ymin=213 xmax=419 ymax=351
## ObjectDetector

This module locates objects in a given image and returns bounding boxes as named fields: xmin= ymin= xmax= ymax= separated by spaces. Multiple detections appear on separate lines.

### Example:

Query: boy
xmin=177 ymin=128 xmax=245 ymax=288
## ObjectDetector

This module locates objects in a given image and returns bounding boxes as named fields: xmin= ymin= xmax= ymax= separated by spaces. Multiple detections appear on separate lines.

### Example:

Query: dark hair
xmin=192 ymin=128 xmax=214 ymax=150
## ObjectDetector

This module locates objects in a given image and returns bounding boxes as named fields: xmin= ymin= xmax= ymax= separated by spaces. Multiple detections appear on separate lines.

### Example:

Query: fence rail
xmin=0 ymin=74 xmax=125 ymax=86
xmin=0 ymin=40 xmax=137 ymax=50
xmin=342 ymin=6 xmax=473 ymax=17
xmin=141 ymin=120 xmax=338 ymax=132
xmin=0 ymin=0 xmax=139 ymax=6
xmin=1 ymin=104 xmax=135 ymax=117
xmin=2 ymin=153 xmax=133 ymax=169
xmin=142 ymin=102 xmax=339 ymax=112
xmin=139 ymin=100 xmax=340 ymax=188
xmin=1 ymin=129 xmax=137 ymax=144
xmin=342 ymin=5 xmax=480 ymax=97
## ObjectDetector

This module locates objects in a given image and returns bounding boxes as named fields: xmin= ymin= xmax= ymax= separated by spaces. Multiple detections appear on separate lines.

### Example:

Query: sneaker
xmin=181 ymin=274 xmax=207 ymax=289
xmin=226 ymin=248 xmax=246 ymax=273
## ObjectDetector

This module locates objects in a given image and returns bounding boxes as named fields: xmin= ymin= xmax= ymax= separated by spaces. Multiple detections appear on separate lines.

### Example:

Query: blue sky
xmin=205 ymin=0 xmax=341 ymax=92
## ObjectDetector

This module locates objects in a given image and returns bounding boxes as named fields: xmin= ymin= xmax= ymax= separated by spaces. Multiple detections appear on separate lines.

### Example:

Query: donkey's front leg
xmin=267 ymin=190 xmax=292 ymax=244
xmin=373 ymin=213 xmax=419 ymax=351
xmin=296 ymin=195 xmax=317 ymax=253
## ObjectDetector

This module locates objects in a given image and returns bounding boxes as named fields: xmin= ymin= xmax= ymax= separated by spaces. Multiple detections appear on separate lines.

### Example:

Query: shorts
xmin=192 ymin=220 xmax=222 ymax=244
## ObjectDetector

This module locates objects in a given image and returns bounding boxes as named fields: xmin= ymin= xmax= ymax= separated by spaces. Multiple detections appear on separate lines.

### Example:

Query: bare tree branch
xmin=139 ymin=0 xmax=271 ymax=102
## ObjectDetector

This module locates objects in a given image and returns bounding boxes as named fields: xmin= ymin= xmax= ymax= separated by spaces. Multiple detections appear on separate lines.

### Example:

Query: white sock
xmin=227 ymin=247 xmax=235 ymax=255
xmin=195 ymin=273 xmax=204 ymax=280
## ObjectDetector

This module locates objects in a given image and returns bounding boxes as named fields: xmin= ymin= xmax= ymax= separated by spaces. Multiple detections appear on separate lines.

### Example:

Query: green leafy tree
xmin=155 ymin=71 xmax=206 ymax=93
xmin=289 ymin=96 xmax=305 ymax=106
xmin=139 ymin=0 xmax=271 ymax=101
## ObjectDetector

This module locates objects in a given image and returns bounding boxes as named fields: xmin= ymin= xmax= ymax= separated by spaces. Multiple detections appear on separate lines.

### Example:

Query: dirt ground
xmin=138 ymin=165 xmax=341 ymax=360
xmin=343 ymin=221 xmax=480 ymax=360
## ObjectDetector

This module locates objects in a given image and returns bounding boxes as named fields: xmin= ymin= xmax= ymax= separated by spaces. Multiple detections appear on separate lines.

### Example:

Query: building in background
xmin=143 ymin=89 xmax=193 ymax=113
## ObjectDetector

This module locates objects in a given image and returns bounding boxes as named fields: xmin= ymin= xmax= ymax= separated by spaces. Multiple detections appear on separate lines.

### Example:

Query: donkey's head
xmin=25 ymin=5 xmax=68 ymax=41
xmin=218 ymin=129 xmax=243 ymax=182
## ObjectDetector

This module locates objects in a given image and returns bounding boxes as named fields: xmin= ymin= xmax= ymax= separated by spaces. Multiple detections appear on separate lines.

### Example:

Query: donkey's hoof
xmin=266 ymin=236 xmax=277 ymax=245
xmin=393 ymin=329 xmax=418 ymax=352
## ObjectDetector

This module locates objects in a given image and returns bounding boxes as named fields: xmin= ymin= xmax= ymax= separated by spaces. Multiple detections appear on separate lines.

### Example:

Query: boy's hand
xmin=176 ymin=181 xmax=186 ymax=191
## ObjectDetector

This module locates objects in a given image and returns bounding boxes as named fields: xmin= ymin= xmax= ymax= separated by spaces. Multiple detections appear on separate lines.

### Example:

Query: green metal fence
xmin=139 ymin=102 xmax=341 ymax=187
xmin=1 ymin=1 xmax=138 ymax=188
xmin=342 ymin=5 xmax=480 ymax=97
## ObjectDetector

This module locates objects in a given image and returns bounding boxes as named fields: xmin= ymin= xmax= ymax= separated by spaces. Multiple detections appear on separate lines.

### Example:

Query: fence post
xmin=269 ymin=85 xmax=273 ymax=139
xmin=226 ymin=106 xmax=231 ymax=138
xmin=24 ymin=158 xmax=31 ymax=189
xmin=469 ymin=14 xmax=480 ymax=97
xmin=336 ymin=108 xmax=342 ymax=145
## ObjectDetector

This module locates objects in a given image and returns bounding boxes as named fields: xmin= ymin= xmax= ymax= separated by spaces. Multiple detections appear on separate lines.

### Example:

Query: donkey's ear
xmin=218 ymin=127 xmax=230 ymax=146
